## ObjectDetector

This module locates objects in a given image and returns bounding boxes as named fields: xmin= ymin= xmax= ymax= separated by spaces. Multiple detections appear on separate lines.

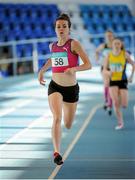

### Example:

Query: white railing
xmin=0 ymin=37 xmax=56 ymax=76
xmin=89 ymin=31 xmax=135 ymax=54
xmin=0 ymin=31 xmax=135 ymax=77
xmin=84 ymin=31 xmax=135 ymax=65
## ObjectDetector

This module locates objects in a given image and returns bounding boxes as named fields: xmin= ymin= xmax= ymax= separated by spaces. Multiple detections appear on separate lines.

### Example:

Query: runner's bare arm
xmin=126 ymin=52 xmax=135 ymax=82
xmin=103 ymin=54 xmax=109 ymax=70
xmin=64 ymin=40 xmax=92 ymax=74
xmin=38 ymin=58 xmax=52 ymax=85
xmin=39 ymin=58 xmax=52 ymax=73
xmin=95 ymin=43 xmax=105 ymax=61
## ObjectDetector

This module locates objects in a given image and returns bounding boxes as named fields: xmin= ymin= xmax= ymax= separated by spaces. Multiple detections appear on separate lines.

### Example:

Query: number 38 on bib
xmin=51 ymin=52 xmax=69 ymax=67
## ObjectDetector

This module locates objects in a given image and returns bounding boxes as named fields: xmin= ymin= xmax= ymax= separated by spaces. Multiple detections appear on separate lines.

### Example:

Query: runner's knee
xmin=64 ymin=119 xmax=73 ymax=129
xmin=53 ymin=116 xmax=62 ymax=125
xmin=65 ymin=122 xmax=72 ymax=129
xmin=121 ymin=101 xmax=128 ymax=108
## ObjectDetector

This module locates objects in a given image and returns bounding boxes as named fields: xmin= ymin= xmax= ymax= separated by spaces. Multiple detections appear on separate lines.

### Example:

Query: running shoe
xmin=115 ymin=124 xmax=124 ymax=130
xmin=103 ymin=104 xmax=108 ymax=110
xmin=108 ymin=107 xmax=112 ymax=116
xmin=54 ymin=152 xmax=63 ymax=165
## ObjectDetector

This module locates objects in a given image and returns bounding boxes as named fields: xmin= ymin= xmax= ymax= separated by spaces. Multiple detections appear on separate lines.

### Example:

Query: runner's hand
xmin=38 ymin=70 xmax=46 ymax=86
xmin=128 ymin=76 xmax=133 ymax=83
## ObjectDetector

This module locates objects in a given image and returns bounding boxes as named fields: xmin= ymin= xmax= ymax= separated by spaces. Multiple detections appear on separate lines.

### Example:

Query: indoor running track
xmin=0 ymin=68 xmax=135 ymax=179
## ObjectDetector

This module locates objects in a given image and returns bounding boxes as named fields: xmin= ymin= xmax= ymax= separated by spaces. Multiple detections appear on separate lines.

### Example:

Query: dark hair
xmin=55 ymin=13 xmax=71 ymax=28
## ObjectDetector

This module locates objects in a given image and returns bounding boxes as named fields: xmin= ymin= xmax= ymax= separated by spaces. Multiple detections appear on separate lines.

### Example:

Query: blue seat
xmin=122 ymin=14 xmax=132 ymax=23
xmin=79 ymin=5 xmax=89 ymax=12
xmin=102 ymin=13 xmax=111 ymax=21
xmin=12 ymin=24 xmax=22 ymax=32
xmin=38 ymin=42 xmax=49 ymax=55
xmin=0 ymin=3 xmax=59 ymax=42
xmin=0 ymin=33 xmax=5 ymax=42
xmin=4 ymin=33 xmax=15 ymax=42
xmin=43 ymin=26 xmax=55 ymax=37
xmin=87 ymin=25 xmax=96 ymax=34
xmin=0 ymin=70 xmax=8 ymax=77
xmin=98 ymin=5 xmax=110 ymax=13
xmin=38 ymin=59 xmax=46 ymax=70
xmin=104 ymin=22 xmax=114 ymax=31
xmin=110 ymin=5 xmax=119 ymax=13
xmin=0 ymin=4 xmax=5 ymax=8
xmin=16 ymin=45 xmax=25 ymax=57
xmin=89 ymin=5 xmax=100 ymax=13
xmin=2 ymin=22 xmax=10 ymax=32
xmin=24 ymin=44 xmax=33 ymax=57
xmin=80 ymin=4 xmax=134 ymax=36
xmin=123 ymin=36 xmax=131 ymax=48
xmin=115 ymin=24 xmax=125 ymax=32
xmin=118 ymin=5 xmax=129 ymax=13
xmin=33 ymin=28 xmax=43 ymax=39
xmin=16 ymin=44 xmax=33 ymax=57
xmin=96 ymin=25 xmax=105 ymax=33
xmin=24 ymin=25 xmax=32 ymax=34
xmin=126 ymin=24 xmax=134 ymax=32
xmin=91 ymin=38 xmax=101 ymax=46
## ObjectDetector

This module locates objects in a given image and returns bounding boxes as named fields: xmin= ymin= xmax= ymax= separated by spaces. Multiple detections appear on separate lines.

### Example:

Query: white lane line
xmin=0 ymin=99 xmax=34 ymax=117
xmin=0 ymin=115 xmax=49 ymax=150
xmin=133 ymin=105 xmax=135 ymax=122
xmin=48 ymin=103 xmax=102 ymax=180
xmin=0 ymin=108 xmax=16 ymax=117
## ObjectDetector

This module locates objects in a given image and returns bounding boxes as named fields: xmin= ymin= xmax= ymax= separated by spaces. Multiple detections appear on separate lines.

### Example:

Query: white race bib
xmin=51 ymin=52 xmax=69 ymax=67
xmin=110 ymin=63 xmax=123 ymax=72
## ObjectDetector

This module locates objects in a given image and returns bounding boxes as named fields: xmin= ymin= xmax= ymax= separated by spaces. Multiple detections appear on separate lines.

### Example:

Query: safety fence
xmin=0 ymin=31 xmax=135 ymax=77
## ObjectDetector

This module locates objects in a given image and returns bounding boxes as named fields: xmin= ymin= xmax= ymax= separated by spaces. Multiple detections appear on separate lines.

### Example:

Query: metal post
xmin=32 ymin=42 xmax=38 ymax=73
xmin=12 ymin=42 xmax=18 ymax=76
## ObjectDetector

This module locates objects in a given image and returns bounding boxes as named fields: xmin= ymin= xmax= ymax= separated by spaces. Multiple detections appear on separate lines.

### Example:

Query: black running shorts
xmin=110 ymin=80 xmax=128 ymax=89
xmin=48 ymin=80 xmax=79 ymax=103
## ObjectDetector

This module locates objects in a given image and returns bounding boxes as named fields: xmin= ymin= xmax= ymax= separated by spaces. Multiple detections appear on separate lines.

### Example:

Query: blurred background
xmin=0 ymin=0 xmax=135 ymax=179
xmin=0 ymin=0 xmax=135 ymax=77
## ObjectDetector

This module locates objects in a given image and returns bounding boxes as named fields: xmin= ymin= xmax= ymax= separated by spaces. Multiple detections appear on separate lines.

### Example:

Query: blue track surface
xmin=0 ymin=68 xmax=135 ymax=179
